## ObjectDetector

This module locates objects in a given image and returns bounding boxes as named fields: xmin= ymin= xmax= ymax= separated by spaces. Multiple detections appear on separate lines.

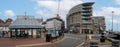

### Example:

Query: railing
xmin=82 ymin=9 xmax=92 ymax=11
xmin=82 ymin=6 xmax=92 ymax=8
xmin=82 ymin=20 xmax=92 ymax=23
xmin=82 ymin=26 xmax=92 ymax=29
xmin=82 ymin=16 xmax=91 ymax=18
xmin=81 ymin=13 xmax=92 ymax=15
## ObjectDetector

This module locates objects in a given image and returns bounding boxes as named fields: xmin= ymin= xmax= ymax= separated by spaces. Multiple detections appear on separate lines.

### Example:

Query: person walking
xmin=88 ymin=34 xmax=92 ymax=40
xmin=0 ymin=32 xmax=2 ymax=38
xmin=2 ymin=31 xmax=5 ymax=37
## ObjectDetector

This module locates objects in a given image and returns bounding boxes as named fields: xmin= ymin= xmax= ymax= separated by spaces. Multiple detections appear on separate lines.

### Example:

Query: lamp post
xmin=112 ymin=11 xmax=114 ymax=32
xmin=117 ymin=24 xmax=118 ymax=32
xmin=86 ymin=25 xmax=87 ymax=40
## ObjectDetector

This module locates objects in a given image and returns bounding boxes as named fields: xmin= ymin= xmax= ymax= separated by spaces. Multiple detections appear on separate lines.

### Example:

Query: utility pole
xmin=86 ymin=25 xmax=87 ymax=40
xmin=112 ymin=11 xmax=114 ymax=32
xmin=117 ymin=23 xmax=118 ymax=32
xmin=57 ymin=0 xmax=60 ymax=15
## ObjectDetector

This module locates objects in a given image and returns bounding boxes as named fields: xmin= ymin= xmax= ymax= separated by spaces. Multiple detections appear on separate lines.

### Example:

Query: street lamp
xmin=112 ymin=11 xmax=114 ymax=32
xmin=86 ymin=25 xmax=87 ymax=40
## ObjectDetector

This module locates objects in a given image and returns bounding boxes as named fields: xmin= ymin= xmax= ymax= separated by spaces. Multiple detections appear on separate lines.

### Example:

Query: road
xmin=12 ymin=33 xmax=102 ymax=47
xmin=54 ymin=33 xmax=86 ymax=47
xmin=30 ymin=33 xmax=90 ymax=47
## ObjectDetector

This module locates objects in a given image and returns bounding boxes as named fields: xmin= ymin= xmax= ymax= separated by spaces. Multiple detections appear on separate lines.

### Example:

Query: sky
xmin=0 ymin=0 xmax=120 ymax=31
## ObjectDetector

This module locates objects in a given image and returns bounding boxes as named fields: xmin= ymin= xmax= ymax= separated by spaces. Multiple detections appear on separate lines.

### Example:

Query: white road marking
xmin=16 ymin=42 xmax=52 ymax=47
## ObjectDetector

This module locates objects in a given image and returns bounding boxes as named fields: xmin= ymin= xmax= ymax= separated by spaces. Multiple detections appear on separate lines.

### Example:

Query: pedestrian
xmin=0 ymin=32 xmax=2 ymax=38
xmin=2 ymin=31 xmax=5 ymax=37
xmin=86 ymin=34 xmax=87 ymax=40
xmin=88 ymin=34 xmax=92 ymax=40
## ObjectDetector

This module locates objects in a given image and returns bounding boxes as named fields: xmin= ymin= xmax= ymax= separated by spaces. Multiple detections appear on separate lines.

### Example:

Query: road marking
xmin=16 ymin=42 xmax=52 ymax=47
xmin=76 ymin=42 xmax=85 ymax=47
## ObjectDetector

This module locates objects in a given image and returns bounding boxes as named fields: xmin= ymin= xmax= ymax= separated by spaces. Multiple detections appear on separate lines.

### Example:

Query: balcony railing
xmin=82 ymin=20 xmax=92 ymax=23
xmin=82 ymin=6 xmax=92 ymax=9
xmin=81 ymin=13 xmax=92 ymax=15
xmin=81 ymin=26 xmax=92 ymax=29
xmin=82 ymin=16 xmax=91 ymax=18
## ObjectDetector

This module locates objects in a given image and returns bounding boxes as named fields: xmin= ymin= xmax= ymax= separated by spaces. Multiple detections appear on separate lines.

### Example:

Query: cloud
xmin=36 ymin=9 xmax=55 ymax=19
xmin=94 ymin=7 xmax=120 ymax=16
xmin=115 ymin=0 xmax=120 ymax=5
xmin=34 ymin=0 xmax=83 ymax=20
xmin=34 ymin=0 xmax=120 ymax=24
xmin=109 ymin=19 xmax=120 ymax=24
xmin=94 ymin=7 xmax=120 ymax=24
xmin=4 ymin=10 xmax=15 ymax=17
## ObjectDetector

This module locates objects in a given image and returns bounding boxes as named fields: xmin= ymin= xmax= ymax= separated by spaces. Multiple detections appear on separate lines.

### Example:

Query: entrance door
xmin=19 ymin=29 xmax=25 ymax=37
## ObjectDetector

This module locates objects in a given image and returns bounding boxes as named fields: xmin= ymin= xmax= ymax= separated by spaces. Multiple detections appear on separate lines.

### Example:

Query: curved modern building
xmin=67 ymin=2 xmax=94 ymax=34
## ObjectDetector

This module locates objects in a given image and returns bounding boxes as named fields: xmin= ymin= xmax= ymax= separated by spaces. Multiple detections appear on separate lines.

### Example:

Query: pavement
xmin=81 ymin=34 xmax=113 ymax=47
xmin=0 ymin=33 xmax=115 ymax=47
xmin=16 ymin=42 xmax=52 ymax=47
xmin=16 ymin=33 xmax=86 ymax=47
xmin=0 ymin=38 xmax=46 ymax=47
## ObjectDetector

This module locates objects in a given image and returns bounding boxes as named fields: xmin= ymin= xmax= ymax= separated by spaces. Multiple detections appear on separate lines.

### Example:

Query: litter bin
xmin=46 ymin=34 xmax=51 ymax=42
xmin=100 ymin=35 xmax=105 ymax=42
xmin=112 ymin=40 xmax=119 ymax=47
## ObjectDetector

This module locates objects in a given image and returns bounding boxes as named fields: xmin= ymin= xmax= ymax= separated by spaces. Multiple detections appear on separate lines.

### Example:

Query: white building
xmin=45 ymin=19 xmax=62 ymax=30
xmin=0 ymin=24 xmax=10 ymax=32
xmin=43 ymin=15 xmax=64 ymax=31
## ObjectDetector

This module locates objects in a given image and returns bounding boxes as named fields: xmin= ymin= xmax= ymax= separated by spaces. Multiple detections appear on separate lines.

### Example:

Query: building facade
xmin=67 ymin=2 xmax=94 ymax=34
xmin=45 ymin=16 xmax=64 ymax=31
xmin=0 ymin=18 xmax=13 ymax=32
xmin=0 ymin=18 xmax=13 ymax=37
xmin=43 ymin=15 xmax=65 ymax=36
xmin=9 ymin=16 xmax=43 ymax=38
xmin=92 ymin=16 xmax=106 ymax=34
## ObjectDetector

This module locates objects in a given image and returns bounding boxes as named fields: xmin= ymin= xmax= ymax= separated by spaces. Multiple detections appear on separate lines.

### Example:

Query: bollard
xmin=46 ymin=34 xmax=51 ymax=42
xmin=100 ymin=35 xmax=105 ymax=42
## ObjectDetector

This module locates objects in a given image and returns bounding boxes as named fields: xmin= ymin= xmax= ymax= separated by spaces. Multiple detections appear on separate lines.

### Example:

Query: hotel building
xmin=67 ymin=2 xmax=94 ymax=34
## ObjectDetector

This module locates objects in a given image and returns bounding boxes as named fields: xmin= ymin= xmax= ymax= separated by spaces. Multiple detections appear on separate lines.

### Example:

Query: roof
xmin=9 ymin=16 xmax=43 ymax=29
xmin=0 ymin=23 xmax=11 ymax=27
xmin=46 ymin=17 xmax=64 ymax=23
xmin=82 ymin=2 xmax=94 ymax=5
xmin=0 ymin=19 xmax=4 ymax=24
xmin=0 ymin=18 xmax=13 ymax=27
xmin=5 ymin=18 xmax=13 ymax=23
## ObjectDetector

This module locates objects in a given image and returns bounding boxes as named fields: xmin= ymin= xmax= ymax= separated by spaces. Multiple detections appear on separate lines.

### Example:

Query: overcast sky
xmin=0 ymin=0 xmax=120 ymax=31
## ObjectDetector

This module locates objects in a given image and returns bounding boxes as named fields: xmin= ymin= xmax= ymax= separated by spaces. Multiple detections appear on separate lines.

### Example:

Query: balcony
xmin=81 ymin=13 xmax=92 ymax=15
xmin=82 ymin=20 xmax=92 ymax=23
xmin=81 ymin=9 xmax=92 ymax=13
xmin=82 ymin=16 xmax=91 ymax=19
xmin=82 ymin=6 xmax=92 ymax=9
xmin=81 ymin=26 xmax=92 ymax=29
